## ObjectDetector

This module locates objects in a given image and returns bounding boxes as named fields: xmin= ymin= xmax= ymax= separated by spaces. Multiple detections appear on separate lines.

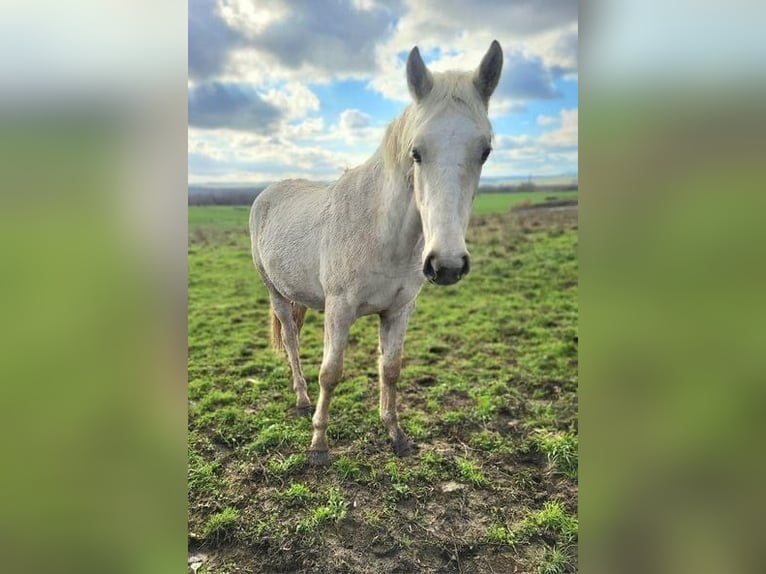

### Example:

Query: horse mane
xmin=381 ymin=70 xmax=491 ymax=172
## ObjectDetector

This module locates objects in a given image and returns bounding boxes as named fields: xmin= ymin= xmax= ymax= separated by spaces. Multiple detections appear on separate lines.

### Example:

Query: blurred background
xmin=0 ymin=1 xmax=187 ymax=572
xmin=581 ymin=1 xmax=766 ymax=573
xmin=0 ymin=1 xmax=764 ymax=572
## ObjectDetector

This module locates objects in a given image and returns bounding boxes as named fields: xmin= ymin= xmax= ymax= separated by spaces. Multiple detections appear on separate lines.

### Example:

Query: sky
xmin=188 ymin=0 xmax=578 ymax=186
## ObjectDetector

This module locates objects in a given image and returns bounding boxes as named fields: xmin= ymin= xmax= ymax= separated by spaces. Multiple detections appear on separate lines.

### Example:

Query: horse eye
xmin=481 ymin=147 xmax=492 ymax=163
xmin=411 ymin=148 xmax=422 ymax=163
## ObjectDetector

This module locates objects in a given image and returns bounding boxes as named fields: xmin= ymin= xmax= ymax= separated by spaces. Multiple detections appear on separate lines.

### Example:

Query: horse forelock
xmin=382 ymin=71 xmax=490 ymax=172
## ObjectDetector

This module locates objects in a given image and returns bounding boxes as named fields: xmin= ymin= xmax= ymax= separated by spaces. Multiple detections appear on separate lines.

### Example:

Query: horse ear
xmin=406 ymin=46 xmax=433 ymax=102
xmin=474 ymin=40 xmax=503 ymax=104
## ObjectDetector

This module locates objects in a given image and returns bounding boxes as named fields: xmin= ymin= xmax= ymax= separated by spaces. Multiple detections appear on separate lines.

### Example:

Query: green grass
xmin=521 ymin=502 xmax=579 ymax=542
xmin=472 ymin=190 xmax=578 ymax=214
xmin=534 ymin=429 xmax=578 ymax=479
xmin=266 ymin=453 xmax=306 ymax=477
xmin=539 ymin=545 xmax=573 ymax=574
xmin=201 ymin=507 xmax=240 ymax=545
xmin=188 ymin=449 xmax=222 ymax=498
xmin=188 ymin=201 xmax=578 ymax=571
xmin=333 ymin=455 xmax=367 ymax=482
xmin=486 ymin=501 xmax=578 ymax=554
xmin=469 ymin=429 xmax=509 ymax=453
xmin=188 ymin=205 xmax=252 ymax=229
xmin=455 ymin=457 xmax=489 ymax=487
xmin=280 ymin=483 xmax=314 ymax=504
xmin=295 ymin=488 xmax=348 ymax=533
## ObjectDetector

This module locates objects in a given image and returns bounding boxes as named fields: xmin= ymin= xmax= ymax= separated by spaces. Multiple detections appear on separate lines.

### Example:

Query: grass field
xmin=188 ymin=193 xmax=578 ymax=573
xmin=472 ymin=190 xmax=578 ymax=214
xmin=188 ymin=205 xmax=253 ymax=229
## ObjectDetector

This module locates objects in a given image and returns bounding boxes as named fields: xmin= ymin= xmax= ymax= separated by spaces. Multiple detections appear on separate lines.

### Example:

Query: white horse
xmin=250 ymin=41 xmax=503 ymax=465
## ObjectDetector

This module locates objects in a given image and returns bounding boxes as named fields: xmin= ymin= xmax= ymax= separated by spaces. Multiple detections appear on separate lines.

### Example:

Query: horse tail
xmin=271 ymin=307 xmax=284 ymax=354
xmin=270 ymin=302 xmax=308 ymax=355
xmin=292 ymin=303 xmax=307 ymax=336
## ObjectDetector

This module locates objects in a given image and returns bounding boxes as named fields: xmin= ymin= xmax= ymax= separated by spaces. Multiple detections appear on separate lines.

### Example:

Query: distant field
xmin=188 ymin=199 xmax=578 ymax=572
xmin=472 ymin=190 xmax=578 ymax=214
xmin=188 ymin=205 xmax=252 ymax=229
xmin=187 ymin=190 xmax=578 ymax=230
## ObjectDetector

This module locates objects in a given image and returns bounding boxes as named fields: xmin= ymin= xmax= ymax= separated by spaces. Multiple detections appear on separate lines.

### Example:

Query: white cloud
xmin=261 ymin=81 xmax=320 ymax=120
xmin=483 ymin=108 xmax=578 ymax=177
xmin=495 ymin=134 xmax=535 ymax=150
xmin=283 ymin=116 xmax=326 ymax=138
xmin=489 ymin=100 xmax=527 ymax=118
xmin=188 ymin=129 xmax=359 ymax=184
xmin=220 ymin=0 xmax=289 ymax=36
xmin=525 ymin=21 xmax=579 ymax=76
xmin=538 ymin=108 xmax=577 ymax=148
xmin=536 ymin=114 xmax=558 ymax=126
xmin=351 ymin=0 xmax=387 ymax=10
xmin=340 ymin=109 xmax=372 ymax=131
xmin=486 ymin=147 xmax=577 ymax=178
xmin=333 ymin=109 xmax=384 ymax=147
xmin=188 ymin=121 xmax=382 ymax=184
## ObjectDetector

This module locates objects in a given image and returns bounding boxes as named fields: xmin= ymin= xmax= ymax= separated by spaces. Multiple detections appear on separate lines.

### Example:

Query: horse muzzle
xmin=423 ymin=252 xmax=470 ymax=286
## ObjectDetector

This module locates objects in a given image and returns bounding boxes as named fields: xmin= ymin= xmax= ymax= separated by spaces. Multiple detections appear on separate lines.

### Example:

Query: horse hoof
xmin=393 ymin=439 xmax=418 ymax=458
xmin=307 ymin=450 xmax=330 ymax=466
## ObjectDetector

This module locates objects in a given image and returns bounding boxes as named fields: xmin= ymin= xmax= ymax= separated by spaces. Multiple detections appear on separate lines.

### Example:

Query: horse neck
xmin=373 ymin=149 xmax=423 ymax=260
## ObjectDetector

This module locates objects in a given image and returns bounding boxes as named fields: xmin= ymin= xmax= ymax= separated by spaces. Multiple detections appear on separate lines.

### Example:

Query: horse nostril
xmin=423 ymin=253 xmax=437 ymax=280
xmin=460 ymin=255 xmax=471 ymax=278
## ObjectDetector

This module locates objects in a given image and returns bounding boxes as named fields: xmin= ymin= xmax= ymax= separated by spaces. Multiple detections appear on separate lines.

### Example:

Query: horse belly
xmin=271 ymin=274 xmax=325 ymax=310
xmin=260 ymin=245 xmax=325 ymax=310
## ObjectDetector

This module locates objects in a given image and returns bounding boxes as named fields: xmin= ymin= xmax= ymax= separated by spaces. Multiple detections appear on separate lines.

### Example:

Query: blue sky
xmin=188 ymin=0 xmax=578 ymax=185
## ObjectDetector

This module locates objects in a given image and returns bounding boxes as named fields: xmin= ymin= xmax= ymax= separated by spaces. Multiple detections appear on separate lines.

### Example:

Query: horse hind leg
xmin=269 ymin=292 xmax=311 ymax=414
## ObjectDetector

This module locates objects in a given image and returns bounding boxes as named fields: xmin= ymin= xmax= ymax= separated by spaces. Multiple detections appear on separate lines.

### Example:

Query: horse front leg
xmin=307 ymin=300 xmax=354 ymax=466
xmin=379 ymin=301 xmax=417 ymax=457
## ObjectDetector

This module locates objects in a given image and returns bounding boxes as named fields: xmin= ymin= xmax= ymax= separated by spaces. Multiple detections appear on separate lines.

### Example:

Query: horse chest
xmin=356 ymin=274 xmax=422 ymax=316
